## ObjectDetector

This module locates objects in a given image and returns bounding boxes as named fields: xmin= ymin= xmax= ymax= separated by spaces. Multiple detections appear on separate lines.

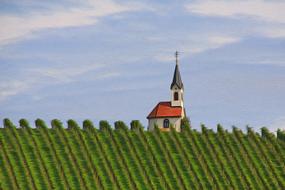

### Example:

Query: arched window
xmin=163 ymin=119 xmax=170 ymax=128
xmin=174 ymin=92 xmax=179 ymax=101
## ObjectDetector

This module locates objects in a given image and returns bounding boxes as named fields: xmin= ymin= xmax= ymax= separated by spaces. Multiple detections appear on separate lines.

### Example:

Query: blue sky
xmin=0 ymin=0 xmax=285 ymax=132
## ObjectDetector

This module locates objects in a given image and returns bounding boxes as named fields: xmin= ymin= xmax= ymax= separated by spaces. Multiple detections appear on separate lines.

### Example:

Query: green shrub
xmin=67 ymin=119 xmax=80 ymax=130
xmin=35 ymin=119 xmax=48 ymax=129
xmin=277 ymin=129 xmax=285 ymax=141
xmin=99 ymin=120 xmax=112 ymax=131
xmin=217 ymin=124 xmax=224 ymax=134
xmin=114 ymin=121 xmax=128 ymax=131
xmin=3 ymin=118 xmax=15 ymax=128
xmin=261 ymin=127 xmax=275 ymax=139
xmin=51 ymin=119 xmax=64 ymax=129
xmin=153 ymin=124 xmax=160 ymax=133
xmin=181 ymin=117 xmax=190 ymax=131
xmin=201 ymin=124 xmax=207 ymax=134
xmin=19 ymin=119 xmax=30 ymax=129
xmin=130 ymin=120 xmax=143 ymax=131
xmin=83 ymin=120 xmax=95 ymax=130
xmin=170 ymin=124 xmax=175 ymax=131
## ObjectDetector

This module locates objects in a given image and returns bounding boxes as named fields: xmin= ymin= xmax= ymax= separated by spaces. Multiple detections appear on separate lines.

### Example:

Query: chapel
xmin=147 ymin=52 xmax=187 ymax=132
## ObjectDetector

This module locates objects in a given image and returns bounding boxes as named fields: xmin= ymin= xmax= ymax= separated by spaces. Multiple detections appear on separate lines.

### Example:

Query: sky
xmin=0 ymin=0 xmax=285 ymax=132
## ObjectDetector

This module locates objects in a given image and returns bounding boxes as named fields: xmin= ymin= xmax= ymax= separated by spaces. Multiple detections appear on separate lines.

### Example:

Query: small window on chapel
xmin=163 ymin=119 xmax=170 ymax=128
xmin=174 ymin=92 xmax=179 ymax=101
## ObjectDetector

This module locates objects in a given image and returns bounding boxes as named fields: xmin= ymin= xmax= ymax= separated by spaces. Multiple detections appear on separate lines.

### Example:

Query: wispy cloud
xmin=0 ymin=63 xmax=121 ymax=103
xmin=261 ymin=26 xmax=285 ymax=38
xmin=188 ymin=35 xmax=241 ymax=54
xmin=185 ymin=0 xmax=285 ymax=23
xmin=0 ymin=79 xmax=36 ymax=102
xmin=153 ymin=35 xmax=240 ymax=62
xmin=185 ymin=1 xmax=285 ymax=39
xmin=0 ymin=0 xmax=140 ymax=46
xmin=29 ymin=63 xmax=105 ymax=83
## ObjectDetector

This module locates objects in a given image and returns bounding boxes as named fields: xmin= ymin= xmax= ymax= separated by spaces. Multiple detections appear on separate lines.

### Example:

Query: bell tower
xmin=170 ymin=51 xmax=184 ymax=107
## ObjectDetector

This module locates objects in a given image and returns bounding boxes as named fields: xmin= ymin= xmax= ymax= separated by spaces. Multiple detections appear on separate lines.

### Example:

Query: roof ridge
xmin=147 ymin=101 xmax=183 ymax=119
xmin=154 ymin=103 xmax=160 ymax=118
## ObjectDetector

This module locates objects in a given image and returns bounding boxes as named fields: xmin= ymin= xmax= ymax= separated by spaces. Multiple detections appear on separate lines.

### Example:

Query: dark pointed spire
xmin=170 ymin=51 xmax=184 ymax=89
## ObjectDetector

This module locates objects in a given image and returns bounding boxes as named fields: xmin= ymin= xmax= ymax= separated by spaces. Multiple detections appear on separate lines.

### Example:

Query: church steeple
xmin=170 ymin=51 xmax=184 ymax=107
xmin=147 ymin=51 xmax=187 ymax=132
xmin=170 ymin=51 xmax=184 ymax=89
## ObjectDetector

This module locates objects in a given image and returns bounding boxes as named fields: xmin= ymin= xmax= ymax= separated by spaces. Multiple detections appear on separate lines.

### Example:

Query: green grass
xmin=0 ymin=120 xmax=285 ymax=190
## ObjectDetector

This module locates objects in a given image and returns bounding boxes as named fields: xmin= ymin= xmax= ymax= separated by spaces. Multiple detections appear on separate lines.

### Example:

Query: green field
xmin=0 ymin=119 xmax=285 ymax=190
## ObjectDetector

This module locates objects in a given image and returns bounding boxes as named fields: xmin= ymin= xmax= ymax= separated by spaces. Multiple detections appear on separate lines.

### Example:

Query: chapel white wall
xmin=148 ymin=117 xmax=182 ymax=132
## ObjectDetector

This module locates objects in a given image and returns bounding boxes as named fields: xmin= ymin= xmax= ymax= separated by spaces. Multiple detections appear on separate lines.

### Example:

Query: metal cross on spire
xmin=175 ymin=51 xmax=179 ymax=65
xmin=171 ymin=51 xmax=183 ymax=89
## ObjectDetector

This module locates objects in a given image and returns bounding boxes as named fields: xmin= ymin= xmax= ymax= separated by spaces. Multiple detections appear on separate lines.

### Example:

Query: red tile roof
xmin=147 ymin=101 xmax=182 ymax=119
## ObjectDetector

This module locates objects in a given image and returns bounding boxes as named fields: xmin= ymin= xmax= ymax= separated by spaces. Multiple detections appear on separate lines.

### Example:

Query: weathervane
xmin=175 ymin=51 xmax=179 ymax=65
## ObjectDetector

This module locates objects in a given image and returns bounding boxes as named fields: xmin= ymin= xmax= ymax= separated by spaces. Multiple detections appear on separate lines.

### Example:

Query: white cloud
xmin=185 ymin=0 xmax=285 ymax=23
xmin=0 ymin=63 xmax=121 ymax=103
xmin=0 ymin=79 xmax=36 ymax=102
xmin=95 ymin=71 xmax=121 ymax=80
xmin=185 ymin=1 xmax=285 ymax=39
xmin=188 ymin=35 xmax=241 ymax=54
xmin=261 ymin=26 xmax=285 ymax=38
xmin=29 ymin=63 xmax=105 ymax=82
xmin=0 ymin=0 xmax=140 ymax=46
xmin=153 ymin=35 xmax=240 ymax=62
xmin=208 ymin=36 xmax=239 ymax=46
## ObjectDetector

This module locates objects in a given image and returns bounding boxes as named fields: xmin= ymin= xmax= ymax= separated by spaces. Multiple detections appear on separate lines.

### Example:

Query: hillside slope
xmin=0 ymin=119 xmax=285 ymax=190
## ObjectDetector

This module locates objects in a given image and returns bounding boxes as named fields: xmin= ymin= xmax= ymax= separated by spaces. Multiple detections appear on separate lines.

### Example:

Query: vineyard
xmin=0 ymin=119 xmax=285 ymax=190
